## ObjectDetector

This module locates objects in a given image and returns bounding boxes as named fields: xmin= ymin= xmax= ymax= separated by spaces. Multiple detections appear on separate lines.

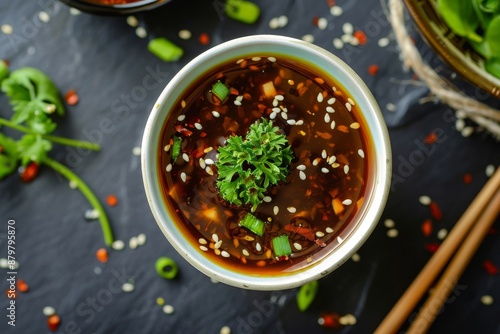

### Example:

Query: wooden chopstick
xmin=406 ymin=188 xmax=500 ymax=334
xmin=374 ymin=166 xmax=500 ymax=334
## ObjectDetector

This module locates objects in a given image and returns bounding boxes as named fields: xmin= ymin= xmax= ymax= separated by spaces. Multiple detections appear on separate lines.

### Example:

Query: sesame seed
xmin=339 ymin=314 xmax=357 ymax=325
xmin=194 ymin=122 xmax=202 ymax=130
xmin=111 ymin=240 xmax=125 ymax=251
xmin=182 ymin=153 xmax=189 ymax=162
xmin=324 ymin=113 xmax=331 ymax=123
xmin=205 ymin=166 xmax=214 ymax=175
xmin=122 ymin=282 xmax=135 ymax=292
xmin=137 ymin=233 xmax=147 ymax=246
xmin=344 ymin=165 xmax=349 ymax=174
xmin=0 ymin=258 xmax=7 ymax=269
xmin=350 ymin=37 xmax=359 ymax=46
xmin=330 ymin=5 xmax=343 ymax=16
xmin=164 ymin=144 xmax=171 ymax=152
xmin=331 ymin=162 xmax=340 ymax=168
xmin=271 ymin=107 xmax=281 ymax=113
xmin=263 ymin=196 xmax=272 ymax=203
xmin=330 ymin=120 xmax=336 ymax=129
xmin=69 ymin=8 xmax=81 ymax=15
xmin=199 ymin=238 xmax=207 ymax=245
xmin=211 ymin=110 xmax=220 ymax=117
xmin=328 ymin=156 xmax=336 ymax=164
xmin=318 ymin=17 xmax=328 ymax=30
xmin=39 ymin=11 xmax=50 ymax=23
xmin=129 ymin=237 xmax=138 ymax=249
xmin=43 ymin=306 xmax=56 ymax=317
xmin=281 ymin=112 xmax=288 ymax=120
xmin=299 ymin=171 xmax=306 ymax=180
xmin=204 ymin=158 xmax=214 ymax=165
xmin=386 ymin=102 xmax=396 ymax=112
xmin=296 ymin=120 xmax=304 ymax=126
xmin=486 ymin=164 xmax=495 ymax=177
xmin=455 ymin=119 xmax=465 ymax=131
xmin=316 ymin=231 xmax=325 ymax=238
xmin=287 ymin=207 xmax=297 ymax=213
xmin=251 ymin=56 xmax=261 ymax=61
xmin=199 ymin=158 xmax=206 ymax=169
xmin=94 ymin=267 xmax=102 ymax=275
xmin=166 ymin=164 xmax=172 ymax=172
xmin=326 ymin=227 xmax=334 ymax=233
xmin=296 ymin=164 xmax=306 ymax=171
xmin=481 ymin=295 xmax=494 ymax=305
xmin=358 ymin=149 xmax=365 ymax=158
xmin=302 ymin=34 xmax=314 ymax=43
xmin=255 ymin=243 xmax=262 ymax=252
xmin=437 ymin=229 xmax=448 ymax=240
xmin=177 ymin=115 xmax=185 ymax=121
xmin=220 ymin=325 xmax=231 ymax=334
xmin=273 ymin=206 xmax=279 ymax=215
xmin=321 ymin=167 xmax=329 ymax=173
xmin=317 ymin=92 xmax=324 ymax=103
xmin=337 ymin=236 xmax=343 ymax=243
xmin=384 ymin=219 xmax=395 ymax=228
xmin=84 ymin=209 xmax=99 ymax=220
xmin=333 ymin=38 xmax=344 ymax=49
xmin=163 ymin=304 xmax=175 ymax=314
xmin=272 ymin=98 xmax=279 ymax=107
xmin=132 ymin=146 xmax=141 ymax=156
xmin=234 ymin=100 xmax=242 ymax=106
xmin=277 ymin=15 xmax=288 ymax=27
xmin=326 ymin=106 xmax=335 ymax=113
xmin=214 ymin=240 xmax=222 ymax=249
xmin=287 ymin=119 xmax=296 ymax=125
xmin=342 ymin=199 xmax=352 ymax=205
xmin=461 ymin=126 xmax=474 ymax=137
xmin=270 ymin=111 xmax=277 ymax=120
xmin=221 ymin=251 xmax=230 ymax=258
xmin=178 ymin=29 xmax=191 ymax=40
xmin=342 ymin=22 xmax=353 ymax=34
xmin=212 ymin=233 xmax=219 ymax=243
xmin=69 ymin=180 xmax=78 ymax=189
xmin=180 ymin=172 xmax=187 ymax=182
xmin=135 ymin=26 xmax=147 ymax=38
xmin=181 ymin=100 xmax=187 ymax=108
xmin=211 ymin=278 xmax=219 ymax=284
xmin=293 ymin=242 xmax=303 ymax=250
xmin=351 ymin=253 xmax=361 ymax=262
xmin=345 ymin=102 xmax=352 ymax=112
xmin=347 ymin=98 xmax=355 ymax=105
xmin=378 ymin=37 xmax=390 ymax=47
xmin=275 ymin=95 xmax=284 ymax=101
xmin=126 ymin=15 xmax=139 ymax=27
xmin=419 ymin=196 xmax=432 ymax=205
xmin=214 ymin=249 xmax=221 ymax=256
xmin=321 ymin=149 xmax=327 ymax=159
xmin=200 ymin=245 xmax=208 ymax=251
xmin=268 ymin=57 xmax=277 ymax=62
xmin=236 ymin=58 xmax=244 ymax=64
xmin=350 ymin=122 xmax=360 ymax=129
xmin=1 ymin=24 xmax=13 ymax=34
xmin=242 ymin=249 xmax=250 ymax=256
xmin=312 ymin=157 xmax=321 ymax=166
xmin=387 ymin=228 xmax=399 ymax=238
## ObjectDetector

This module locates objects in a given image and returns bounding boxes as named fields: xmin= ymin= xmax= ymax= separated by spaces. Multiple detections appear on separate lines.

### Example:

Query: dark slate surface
xmin=1 ymin=1 xmax=499 ymax=333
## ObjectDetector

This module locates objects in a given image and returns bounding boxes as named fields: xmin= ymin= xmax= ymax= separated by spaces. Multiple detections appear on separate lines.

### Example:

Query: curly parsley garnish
xmin=215 ymin=118 xmax=293 ymax=209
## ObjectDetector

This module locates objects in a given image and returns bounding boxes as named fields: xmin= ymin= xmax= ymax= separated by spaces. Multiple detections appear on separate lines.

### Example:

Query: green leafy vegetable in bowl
xmin=437 ymin=0 xmax=500 ymax=78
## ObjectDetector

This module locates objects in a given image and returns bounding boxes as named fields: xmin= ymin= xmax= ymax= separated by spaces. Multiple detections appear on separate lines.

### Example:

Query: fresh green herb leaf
xmin=215 ymin=118 xmax=293 ymax=208
xmin=239 ymin=212 xmax=265 ymax=236
xmin=0 ymin=132 xmax=18 ymax=179
xmin=212 ymin=81 xmax=230 ymax=102
xmin=437 ymin=0 xmax=483 ymax=43
xmin=172 ymin=136 xmax=182 ymax=161
xmin=17 ymin=134 xmax=52 ymax=166
xmin=225 ymin=0 xmax=260 ymax=24
xmin=485 ymin=57 xmax=500 ymax=77
xmin=484 ymin=16 xmax=500 ymax=57
xmin=0 ymin=60 xmax=9 ymax=83
xmin=147 ymin=37 xmax=184 ymax=62
xmin=478 ymin=0 xmax=500 ymax=13
xmin=297 ymin=280 xmax=319 ymax=311
xmin=272 ymin=234 xmax=292 ymax=257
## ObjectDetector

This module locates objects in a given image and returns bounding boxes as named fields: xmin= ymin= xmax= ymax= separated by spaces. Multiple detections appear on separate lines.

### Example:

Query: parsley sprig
xmin=0 ymin=63 xmax=114 ymax=246
xmin=216 ymin=118 xmax=293 ymax=209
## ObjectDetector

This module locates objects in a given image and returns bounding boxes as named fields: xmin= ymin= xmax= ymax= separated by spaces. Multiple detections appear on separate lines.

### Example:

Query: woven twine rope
xmin=389 ymin=0 xmax=500 ymax=139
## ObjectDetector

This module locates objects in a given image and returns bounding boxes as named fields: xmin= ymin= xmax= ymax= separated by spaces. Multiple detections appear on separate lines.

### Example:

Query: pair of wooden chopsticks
xmin=375 ymin=166 xmax=500 ymax=334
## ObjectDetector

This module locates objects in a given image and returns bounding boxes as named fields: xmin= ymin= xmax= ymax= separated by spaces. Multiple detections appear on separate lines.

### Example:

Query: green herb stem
xmin=0 ymin=117 xmax=101 ymax=151
xmin=43 ymin=157 xmax=114 ymax=246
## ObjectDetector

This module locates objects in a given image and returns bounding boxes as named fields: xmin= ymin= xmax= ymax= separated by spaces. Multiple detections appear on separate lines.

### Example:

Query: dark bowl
xmin=59 ymin=0 xmax=171 ymax=15
xmin=404 ymin=0 xmax=500 ymax=98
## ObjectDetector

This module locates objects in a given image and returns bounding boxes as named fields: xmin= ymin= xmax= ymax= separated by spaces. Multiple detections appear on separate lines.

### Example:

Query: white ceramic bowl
xmin=142 ymin=35 xmax=391 ymax=290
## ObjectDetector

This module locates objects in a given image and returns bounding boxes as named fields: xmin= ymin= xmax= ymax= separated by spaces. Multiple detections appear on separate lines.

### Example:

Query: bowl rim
xmin=141 ymin=34 xmax=392 ymax=290
xmin=404 ymin=0 xmax=500 ymax=98
xmin=58 ymin=0 xmax=168 ymax=15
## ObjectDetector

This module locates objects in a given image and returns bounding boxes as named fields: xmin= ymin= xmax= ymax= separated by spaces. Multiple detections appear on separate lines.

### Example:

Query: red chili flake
xmin=277 ymin=255 xmax=289 ymax=261
xmin=47 ymin=314 xmax=61 ymax=331
xmin=17 ymin=279 xmax=29 ymax=293
xmin=326 ymin=0 xmax=335 ymax=7
xmin=463 ymin=173 xmax=473 ymax=185
xmin=318 ymin=312 xmax=341 ymax=328
xmin=424 ymin=243 xmax=440 ymax=253
xmin=429 ymin=201 xmax=443 ymax=221
xmin=424 ymin=131 xmax=438 ymax=144
xmin=285 ymin=224 xmax=315 ymax=241
xmin=312 ymin=16 xmax=320 ymax=26
xmin=2 ymin=59 xmax=10 ymax=66
xmin=106 ymin=194 xmax=118 ymax=207
xmin=20 ymin=162 xmax=39 ymax=182
xmin=412 ymin=73 xmax=419 ymax=81
xmin=482 ymin=260 xmax=499 ymax=276
xmin=174 ymin=124 xmax=193 ymax=137
xmin=353 ymin=30 xmax=368 ymax=45
xmin=191 ymin=145 xmax=207 ymax=159
xmin=368 ymin=64 xmax=379 ymax=76
xmin=421 ymin=219 xmax=433 ymax=237
xmin=96 ymin=248 xmax=109 ymax=263
xmin=199 ymin=33 xmax=210 ymax=46
xmin=199 ymin=132 xmax=207 ymax=138
xmin=65 ymin=89 xmax=79 ymax=106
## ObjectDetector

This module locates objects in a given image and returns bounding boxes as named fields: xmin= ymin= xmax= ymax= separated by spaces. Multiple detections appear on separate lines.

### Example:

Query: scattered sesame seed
xmin=255 ymin=243 xmax=262 ymax=252
xmin=211 ymin=110 xmax=220 ymax=118
xmin=316 ymin=231 xmax=325 ymax=238
xmin=386 ymin=102 xmax=396 ymax=112
xmin=177 ymin=115 xmax=186 ymax=121
xmin=156 ymin=297 xmax=165 ymax=305
xmin=163 ymin=304 xmax=175 ymax=314
xmin=234 ymin=100 xmax=241 ymax=106
xmin=332 ymin=162 xmax=340 ymax=168
xmin=326 ymin=227 xmax=334 ymax=234
xmin=345 ymin=102 xmax=352 ymax=112
xmin=122 ymin=282 xmax=135 ymax=293
xmin=296 ymin=120 xmax=304 ymax=126
xmin=455 ymin=118 xmax=465 ymax=131
xmin=236 ymin=58 xmax=244 ymax=64
xmin=84 ymin=209 xmax=99 ymax=220
xmin=350 ymin=122 xmax=360 ymax=129
xmin=299 ymin=171 xmax=306 ymax=180
xmin=251 ymin=56 xmax=261 ymax=61
xmin=437 ymin=228 xmax=448 ymax=240
xmin=200 ymin=245 xmax=208 ymax=251
xmin=199 ymin=238 xmax=207 ymax=245
xmin=328 ymin=156 xmax=336 ymax=164
xmin=339 ymin=314 xmax=357 ymax=325
xmin=342 ymin=199 xmax=352 ymax=205
xmin=419 ymin=195 xmax=432 ymax=205
xmin=318 ymin=17 xmax=328 ymax=30
xmin=350 ymin=37 xmax=359 ymax=46
xmin=330 ymin=5 xmax=343 ymax=16
xmin=486 ymin=164 xmax=495 ymax=177
xmin=461 ymin=126 xmax=474 ymax=137
xmin=324 ymin=113 xmax=331 ymax=123
xmin=321 ymin=167 xmax=329 ymax=173
xmin=242 ymin=249 xmax=250 ymax=256
xmin=199 ymin=158 xmax=206 ymax=169
xmin=326 ymin=106 xmax=335 ymax=113
xmin=111 ymin=240 xmax=125 ymax=251
xmin=281 ymin=112 xmax=288 ymax=120
xmin=287 ymin=207 xmax=297 ymax=213
xmin=272 ymin=98 xmax=279 ymax=107
xmin=69 ymin=8 xmax=81 ymax=15
xmin=39 ymin=11 xmax=50 ymax=23
xmin=268 ymin=57 xmax=277 ymax=62
xmin=273 ymin=206 xmax=279 ymax=215
xmin=269 ymin=17 xmax=280 ymax=29
xmin=214 ymin=240 xmax=223 ymax=249
xmin=132 ymin=146 xmax=141 ymax=156
xmin=194 ymin=122 xmax=202 ymax=130
xmin=333 ymin=38 xmax=344 ymax=49
xmin=384 ymin=219 xmax=395 ymax=228
xmin=293 ymin=242 xmax=303 ymax=250
xmin=263 ymin=196 xmax=272 ymax=203
xmin=94 ymin=266 xmax=102 ymax=275
xmin=351 ymin=253 xmax=361 ymax=262
xmin=0 ymin=258 xmax=8 ymax=268
xmin=166 ymin=164 xmax=172 ymax=172
xmin=1 ymin=24 xmax=13 ymax=35
xmin=43 ymin=306 xmax=56 ymax=317
xmin=220 ymin=325 xmax=231 ymax=334
xmin=212 ymin=233 xmax=219 ymax=243
xmin=135 ymin=26 xmax=147 ymax=38
xmin=330 ymin=120 xmax=336 ymax=129
xmin=180 ymin=172 xmax=187 ymax=182
xmin=378 ymin=37 xmax=390 ymax=47
xmin=164 ymin=144 xmax=171 ymax=152
xmin=344 ymin=165 xmax=349 ymax=174
xmin=129 ymin=237 xmax=138 ymax=249
xmin=287 ymin=119 xmax=296 ymax=125
xmin=69 ymin=180 xmax=78 ymax=189
xmin=221 ymin=251 xmax=230 ymax=258
xmin=342 ymin=22 xmax=354 ymax=34
xmin=302 ymin=34 xmax=315 ymax=43
xmin=358 ymin=149 xmax=365 ymax=158
xmin=277 ymin=15 xmax=288 ymax=27
xmin=387 ymin=228 xmax=399 ymax=238
xmin=178 ymin=29 xmax=192 ymax=40
xmin=205 ymin=166 xmax=214 ymax=175
xmin=347 ymin=98 xmax=355 ymax=105
xmin=296 ymin=164 xmax=306 ymax=171
xmin=137 ymin=233 xmax=147 ymax=246
xmin=337 ymin=236 xmax=344 ymax=243
xmin=313 ymin=157 xmax=321 ymax=166
xmin=321 ymin=149 xmax=327 ymax=159
xmin=481 ymin=295 xmax=494 ymax=305
xmin=181 ymin=100 xmax=187 ymax=108
xmin=126 ymin=15 xmax=139 ymax=27
xmin=182 ymin=153 xmax=189 ymax=162
xmin=204 ymin=158 xmax=215 ymax=165
xmin=275 ymin=95 xmax=284 ymax=101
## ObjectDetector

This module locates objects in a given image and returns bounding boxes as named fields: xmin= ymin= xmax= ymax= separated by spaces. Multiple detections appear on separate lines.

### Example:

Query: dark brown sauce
xmin=158 ymin=55 xmax=369 ymax=275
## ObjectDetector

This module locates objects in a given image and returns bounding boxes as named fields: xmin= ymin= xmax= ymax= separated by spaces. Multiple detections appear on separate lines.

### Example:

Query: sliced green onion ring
xmin=297 ymin=280 xmax=318 ymax=311
xmin=155 ymin=256 xmax=179 ymax=280
xmin=239 ymin=212 xmax=265 ymax=236
xmin=212 ymin=81 xmax=230 ymax=101
xmin=272 ymin=234 xmax=292 ymax=257
xmin=171 ymin=136 xmax=182 ymax=161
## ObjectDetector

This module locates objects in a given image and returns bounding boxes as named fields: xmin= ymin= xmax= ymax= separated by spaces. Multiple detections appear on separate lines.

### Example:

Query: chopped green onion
xmin=297 ymin=280 xmax=318 ymax=311
xmin=147 ymin=37 xmax=184 ymax=62
xmin=225 ymin=0 xmax=260 ymax=24
xmin=171 ymin=136 xmax=182 ymax=161
xmin=272 ymin=235 xmax=292 ymax=257
xmin=239 ymin=212 xmax=265 ymax=236
xmin=0 ymin=59 xmax=9 ymax=82
xmin=212 ymin=81 xmax=230 ymax=101
xmin=155 ymin=256 xmax=179 ymax=279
